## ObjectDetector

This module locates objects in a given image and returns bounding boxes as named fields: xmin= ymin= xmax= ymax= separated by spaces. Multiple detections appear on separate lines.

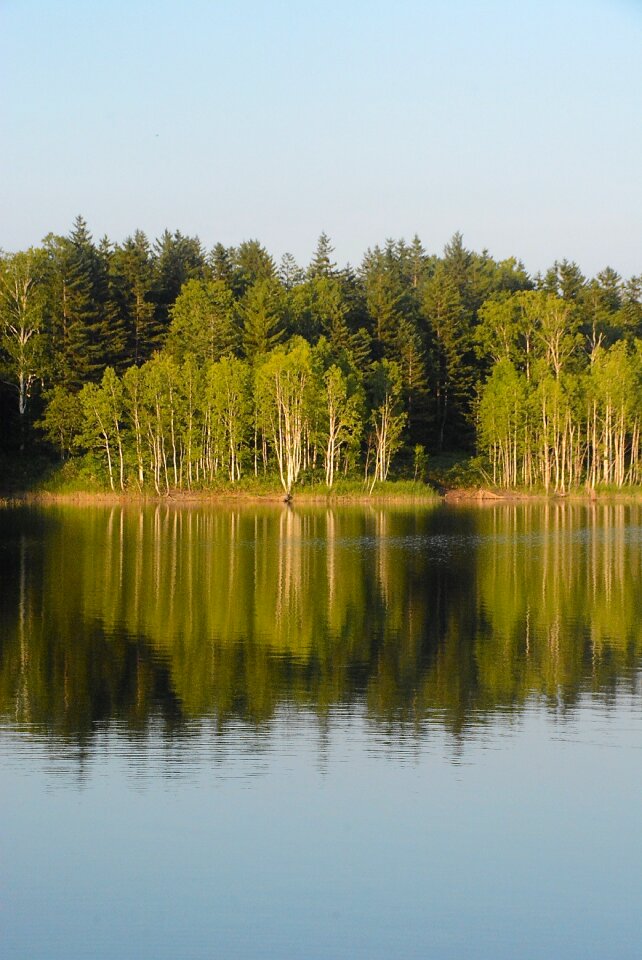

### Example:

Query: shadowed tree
xmin=111 ymin=231 xmax=158 ymax=364
xmin=151 ymin=229 xmax=206 ymax=334
xmin=421 ymin=264 xmax=474 ymax=450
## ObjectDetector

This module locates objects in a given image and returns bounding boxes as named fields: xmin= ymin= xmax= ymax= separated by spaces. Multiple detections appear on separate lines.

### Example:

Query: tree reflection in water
xmin=1 ymin=502 xmax=641 ymax=747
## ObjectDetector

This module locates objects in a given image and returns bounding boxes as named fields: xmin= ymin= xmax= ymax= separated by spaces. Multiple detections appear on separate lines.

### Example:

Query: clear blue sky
xmin=2 ymin=0 xmax=641 ymax=277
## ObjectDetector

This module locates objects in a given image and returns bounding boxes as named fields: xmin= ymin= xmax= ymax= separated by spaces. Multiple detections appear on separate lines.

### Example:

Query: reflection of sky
xmin=2 ymin=0 xmax=641 ymax=276
xmin=3 ymin=502 xmax=642 ymax=957
xmin=3 ymin=699 xmax=642 ymax=960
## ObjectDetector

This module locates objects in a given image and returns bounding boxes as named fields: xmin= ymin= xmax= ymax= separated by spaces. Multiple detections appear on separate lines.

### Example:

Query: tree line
xmin=1 ymin=216 xmax=641 ymax=491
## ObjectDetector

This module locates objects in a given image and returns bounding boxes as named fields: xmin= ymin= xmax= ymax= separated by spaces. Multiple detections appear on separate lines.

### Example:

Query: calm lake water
xmin=1 ymin=502 xmax=641 ymax=959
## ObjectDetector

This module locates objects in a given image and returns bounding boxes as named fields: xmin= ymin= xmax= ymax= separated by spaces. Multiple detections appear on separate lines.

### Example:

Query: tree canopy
xmin=2 ymin=219 xmax=641 ymax=494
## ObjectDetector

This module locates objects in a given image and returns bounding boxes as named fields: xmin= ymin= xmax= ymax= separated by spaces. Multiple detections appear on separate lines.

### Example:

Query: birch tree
xmin=319 ymin=363 xmax=363 ymax=487
xmin=0 ymin=251 xmax=48 ymax=423
xmin=367 ymin=360 xmax=406 ymax=490
xmin=207 ymin=356 xmax=251 ymax=482
xmin=256 ymin=339 xmax=313 ymax=497
xmin=78 ymin=367 xmax=126 ymax=491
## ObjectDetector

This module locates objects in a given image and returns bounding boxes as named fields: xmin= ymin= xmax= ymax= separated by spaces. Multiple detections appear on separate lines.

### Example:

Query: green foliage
xmin=207 ymin=356 xmax=252 ymax=481
xmin=413 ymin=444 xmax=428 ymax=482
xmin=37 ymin=452 xmax=107 ymax=492
xmin=367 ymin=359 xmax=406 ymax=488
xmin=241 ymin=277 xmax=285 ymax=360
xmin=0 ymin=249 xmax=49 ymax=419
xmin=36 ymin=385 xmax=82 ymax=459
xmin=166 ymin=278 xmax=237 ymax=363
xmin=151 ymin=229 xmax=206 ymax=332
xmin=314 ymin=349 xmax=364 ymax=486
xmin=421 ymin=263 xmax=473 ymax=449
xmin=78 ymin=367 xmax=126 ymax=491
xmin=308 ymin=232 xmax=336 ymax=278
xmin=232 ymin=239 xmax=276 ymax=295
xmin=3 ymin=218 xmax=642 ymax=496
xmin=255 ymin=338 xmax=315 ymax=495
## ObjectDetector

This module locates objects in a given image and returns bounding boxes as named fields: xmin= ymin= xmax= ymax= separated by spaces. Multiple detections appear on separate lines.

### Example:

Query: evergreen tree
xmin=111 ymin=232 xmax=158 ymax=364
xmin=308 ymin=232 xmax=336 ymax=278
xmin=95 ymin=236 xmax=129 ymax=372
xmin=278 ymin=252 xmax=305 ymax=291
xmin=619 ymin=276 xmax=642 ymax=340
xmin=210 ymin=243 xmax=236 ymax=286
xmin=231 ymin=240 xmax=275 ymax=296
xmin=46 ymin=216 xmax=109 ymax=388
xmin=241 ymin=278 xmax=285 ymax=361
xmin=361 ymin=245 xmax=408 ymax=355
xmin=421 ymin=264 xmax=474 ymax=449
xmin=542 ymin=259 xmax=586 ymax=301
xmin=151 ymin=229 xmax=206 ymax=333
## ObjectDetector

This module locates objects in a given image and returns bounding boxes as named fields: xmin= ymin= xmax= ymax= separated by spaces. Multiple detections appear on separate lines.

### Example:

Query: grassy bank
xmin=5 ymin=452 xmax=642 ymax=505
xmin=1 ymin=454 xmax=441 ymax=503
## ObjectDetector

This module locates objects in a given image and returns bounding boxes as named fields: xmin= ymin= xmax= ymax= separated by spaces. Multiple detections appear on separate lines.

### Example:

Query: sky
xmin=1 ymin=0 xmax=641 ymax=277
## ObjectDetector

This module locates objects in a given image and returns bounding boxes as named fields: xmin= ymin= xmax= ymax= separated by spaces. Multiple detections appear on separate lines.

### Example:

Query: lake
xmin=1 ymin=501 xmax=641 ymax=959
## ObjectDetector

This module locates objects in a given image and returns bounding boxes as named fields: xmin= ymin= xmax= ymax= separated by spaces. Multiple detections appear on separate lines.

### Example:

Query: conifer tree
xmin=308 ymin=233 xmax=336 ymax=278
xmin=241 ymin=278 xmax=285 ymax=361
xmin=53 ymin=216 xmax=108 ymax=387
xmin=151 ymin=229 xmax=206 ymax=333
xmin=210 ymin=243 xmax=236 ymax=286
xmin=421 ymin=264 xmax=474 ymax=449
xmin=96 ymin=236 xmax=129 ymax=372
xmin=111 ymin=232 xmax=158 ymax=364
xmin=232 ymin=240 xmax=275 ymax=296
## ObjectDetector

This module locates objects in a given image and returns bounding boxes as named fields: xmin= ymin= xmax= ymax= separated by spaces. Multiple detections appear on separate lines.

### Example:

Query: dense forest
xmin=1 ymin=217 xmax=641 ymax=493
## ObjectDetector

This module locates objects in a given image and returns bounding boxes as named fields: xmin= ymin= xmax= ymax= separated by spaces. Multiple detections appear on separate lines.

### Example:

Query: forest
xmin=1 ymin=217 xmax=641 ymax=494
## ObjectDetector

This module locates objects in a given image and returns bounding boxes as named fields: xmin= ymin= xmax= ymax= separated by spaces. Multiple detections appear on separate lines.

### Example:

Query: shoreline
xmin=3 ymin=485 xmax=642 ymax=507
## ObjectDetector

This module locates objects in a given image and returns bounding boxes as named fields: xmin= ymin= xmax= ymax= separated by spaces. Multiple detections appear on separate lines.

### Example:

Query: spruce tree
xmin=151 ymin=229 xmax=206 ymax=333
xmin=112 ymin=232 xmax=158 ymax=364
xmin=308 ymin=233 xmax=336 ymax=278
xmin=53 ymin=216 xmax=107 ymax=388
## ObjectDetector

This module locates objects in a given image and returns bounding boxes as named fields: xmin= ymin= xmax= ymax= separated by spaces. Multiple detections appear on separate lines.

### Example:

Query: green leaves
xmin=167 ymin=279 xmax=238 ymax=364
xmin=0 ymin=249 xmax=49 ymax=417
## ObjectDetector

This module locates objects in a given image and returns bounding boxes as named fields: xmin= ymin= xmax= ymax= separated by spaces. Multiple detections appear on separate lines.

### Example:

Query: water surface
xmin=1 ymin=503 xmax=641 ymax=958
